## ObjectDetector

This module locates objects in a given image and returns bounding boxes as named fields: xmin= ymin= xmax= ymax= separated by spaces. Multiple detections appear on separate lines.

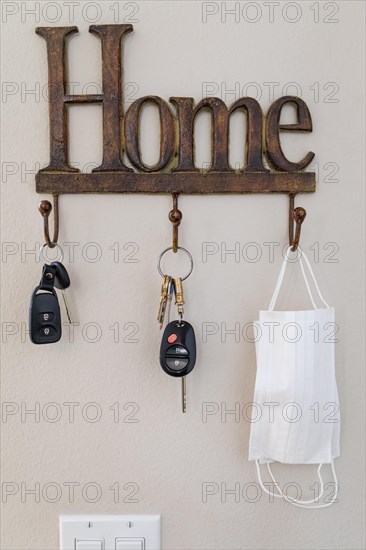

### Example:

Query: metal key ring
xmin=157 ymin=246 xmax=193 ymax=281
xmin=39 ymin=243 xmax=64 ymax=264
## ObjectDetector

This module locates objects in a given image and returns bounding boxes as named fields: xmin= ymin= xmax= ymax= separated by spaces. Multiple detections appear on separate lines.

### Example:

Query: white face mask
xmin=248 ymin=247 xmax=340 ymax=508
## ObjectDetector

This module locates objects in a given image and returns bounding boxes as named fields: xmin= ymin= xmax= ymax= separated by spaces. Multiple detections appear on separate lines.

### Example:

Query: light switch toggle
xmin=115 ymin=538 xmax=145 ymax=550
xmin=76 ymin=540 xmax=103 ymax=550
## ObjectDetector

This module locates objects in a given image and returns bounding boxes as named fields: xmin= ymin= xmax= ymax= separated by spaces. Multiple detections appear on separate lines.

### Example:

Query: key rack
xmin=35 ymin=24 xmax=315 ymax=249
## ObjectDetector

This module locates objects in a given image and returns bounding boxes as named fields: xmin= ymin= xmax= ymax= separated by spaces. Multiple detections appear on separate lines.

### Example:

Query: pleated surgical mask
xmin=248 ymin=246 xmax=340 ymax=509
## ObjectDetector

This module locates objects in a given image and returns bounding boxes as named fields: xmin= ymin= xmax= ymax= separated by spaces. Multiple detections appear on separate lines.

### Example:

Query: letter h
xmin=36 ymin=25 xmax=133 ymax=173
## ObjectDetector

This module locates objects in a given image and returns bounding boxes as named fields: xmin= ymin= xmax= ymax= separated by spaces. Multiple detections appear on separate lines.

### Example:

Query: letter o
xmin=242 ymin=82 xmax=262 ymax=100
xmin=42 ymin=3 xmax=62 ymax=23
xmin=82 ymin=482 xmax=102 ymax=503
xmin=242 ymin=482 xmax=261 ymax=502
xmin=42 ymin=482 xmax=62 ymax=503
xmin=282 ymin=322 xmax=302 ymax=343
xmin=282 ymin=81 xmax=302 ymax=97
xmin=82 ymin=402 xmax=102 ymax=423
xmin=42 ymin=402 xmax=62 ymax=423
xmin=282 ymin=402 xmax=302 ymax=423
xmin=125 ymin=96 xmax=176 ymax=172
xmin=242 ymin=402 xmax=262 ymax=423
xmin=242 ymin=242 xmax=262 ymax=263
xmin=242 ymin=321 xmax=262 ymax=343
xmin=82 ymin=323 xmax=102 ymax=343
xmin=282 ymin=2 xmax=302 ymax=23
xmin=43 ymin=82 xmax=64 ymax=103
xmin=242 ymin=2 xmax=262 ymax=23
xmin=82 ymin=242 xmax=102 ymax=263
xmin=283 ymin=482 xmax=302 ymax=499
xmin=82 ymin=2 xmax=102 ymax=22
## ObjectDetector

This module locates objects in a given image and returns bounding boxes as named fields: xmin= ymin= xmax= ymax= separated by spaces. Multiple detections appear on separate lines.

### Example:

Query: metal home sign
xmin=36 ymin=24 xmax=315 ymax=195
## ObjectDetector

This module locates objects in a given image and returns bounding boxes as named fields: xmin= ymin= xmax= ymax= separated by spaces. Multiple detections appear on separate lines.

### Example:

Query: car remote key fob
xmin=160 ymin=320 xmax=196 ymax=377
xmin=29 ymin=287 xmax=62 ymax=344
xmin=29 ymin=263 xmax=62 ymax=344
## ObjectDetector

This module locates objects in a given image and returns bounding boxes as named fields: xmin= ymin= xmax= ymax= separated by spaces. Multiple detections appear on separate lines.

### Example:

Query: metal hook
xmin=38 ymin=194 xmax=59 ymax=248
xmin=289 ymin=195 xmax=306 ymax=251
xmin=169 ymin=193 xmax=182 ymax=253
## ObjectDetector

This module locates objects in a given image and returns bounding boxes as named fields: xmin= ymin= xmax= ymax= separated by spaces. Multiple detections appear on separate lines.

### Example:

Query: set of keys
xmin=29 ymin=258 xmax=73 ymax=344
xmin=157 ymin=275 xmax=184 ymax=329
xmin=157 ymin=253 xmax=196 ymax=413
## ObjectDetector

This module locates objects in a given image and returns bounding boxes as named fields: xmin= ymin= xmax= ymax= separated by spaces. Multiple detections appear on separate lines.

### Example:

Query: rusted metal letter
xmin=265 ymin=96 xmax=315 ymax=172
xmin=36 ymin=25 xmax=133 ymax=173
xmin=170 ymin=96 xmax=268 ymax=172
xmin=124 ymin=96 xmax=176 ymax=172
xmin=170 ymin=97 xmax=230 ymax=172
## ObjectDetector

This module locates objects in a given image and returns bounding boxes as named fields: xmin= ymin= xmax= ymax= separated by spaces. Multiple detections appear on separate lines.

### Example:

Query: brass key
xmin=157 ymin=275 xmax=172 ymax=328
xmin=173 ymin=277 xmax=185 ymax=319
xmin=166 ymin=278 xmax=174 ymax=324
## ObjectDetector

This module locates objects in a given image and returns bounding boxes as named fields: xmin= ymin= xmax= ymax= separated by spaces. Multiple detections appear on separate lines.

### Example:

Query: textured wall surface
xmin=1 ymin=1 xmax=365 ymax=549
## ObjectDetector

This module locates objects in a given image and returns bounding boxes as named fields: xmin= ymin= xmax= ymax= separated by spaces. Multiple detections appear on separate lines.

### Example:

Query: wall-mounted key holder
xmin=34 ymin=23 xmax=316 ymax=279
xmin=35 ymin=24 xmax=315 ymax=203
xmin=32 ymin=23 xmax=316 ymax=362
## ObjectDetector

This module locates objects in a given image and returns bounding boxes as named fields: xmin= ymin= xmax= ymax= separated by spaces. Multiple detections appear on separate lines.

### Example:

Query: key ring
xmin=157 ymin=246 xmax=193 ymax=280
xmin=39 ymin=243 xmax=64 ymax=264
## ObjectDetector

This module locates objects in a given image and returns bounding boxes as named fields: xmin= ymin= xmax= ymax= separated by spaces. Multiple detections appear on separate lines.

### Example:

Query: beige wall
xmin=1 ymin=1 xmax=365 ymax=549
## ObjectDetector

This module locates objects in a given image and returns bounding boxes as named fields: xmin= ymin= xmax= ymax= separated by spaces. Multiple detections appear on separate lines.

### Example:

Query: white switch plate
xmin=60 ymin=515 xmax=161 ymax=550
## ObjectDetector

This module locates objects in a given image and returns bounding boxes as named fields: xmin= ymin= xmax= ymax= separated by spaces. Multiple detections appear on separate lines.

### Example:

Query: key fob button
xmin=166 ymin=345 xmax=189 ymax=356
xmin=165 ymin=358 xmax=189 ymax=371
xmin=38 ymin=326 xmax=57 ymax=337
xmin=38 ymin=312 xmax=54 ymax=322
xmin=167 ymin=333 xmax=178 ymax=343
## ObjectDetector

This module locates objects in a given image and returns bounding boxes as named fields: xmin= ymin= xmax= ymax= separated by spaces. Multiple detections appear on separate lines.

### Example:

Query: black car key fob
xmin=29 ymin=288 xmax=62 ymax=344
xmin=51 ymin=261 xmax=70 ymax=290
xmin=29 ymin=264 xmax=62 ymax=344
xmin=160 ymin=320 xmax=196 ymax=377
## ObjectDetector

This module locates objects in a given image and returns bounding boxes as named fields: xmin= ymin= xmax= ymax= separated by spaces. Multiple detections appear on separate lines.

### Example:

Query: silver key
xmin=61 ymin=290 xmax=73 ymax=324
xmin=182 ymin=376 xmax=187 ymax=413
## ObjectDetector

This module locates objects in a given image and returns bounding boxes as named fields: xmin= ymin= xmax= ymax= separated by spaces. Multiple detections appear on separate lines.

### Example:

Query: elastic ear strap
xmin=255 ymin=460 xmax=282 ymax=499
xmin=268 ymin=247 xmax=329 ymax=311
xmin=255 ymin=460 xmax=339 ymax=509
xmin=300 ymin=250 xmax=330 ymax=309
xmin=265 ymin=461 xmax=338 ymax=509
xmin=255 ymin=460 xmax=325 ymax=503
xmin=268 ymin=248 xmax=291 ymax=311
xmin=298 ymin=256 xmax=318 ymax=310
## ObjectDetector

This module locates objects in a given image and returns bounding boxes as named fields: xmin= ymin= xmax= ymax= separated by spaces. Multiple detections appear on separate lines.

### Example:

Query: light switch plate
xmin=60 ymin=515 xmax=161 ymax=550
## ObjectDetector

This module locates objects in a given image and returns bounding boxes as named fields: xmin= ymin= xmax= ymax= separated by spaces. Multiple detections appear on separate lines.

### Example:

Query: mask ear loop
xmin=299 ymin=249 xmax=330 ymax=309
xmin=268 ymin=247 xmax=291 ymax=311
xmin=265 ymin=461 xmax=339 ymax=509
xmin=255 ymin=460 xmax=325 ymax=503
xmin=268 ymin=246 xmax=318 ymax=311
